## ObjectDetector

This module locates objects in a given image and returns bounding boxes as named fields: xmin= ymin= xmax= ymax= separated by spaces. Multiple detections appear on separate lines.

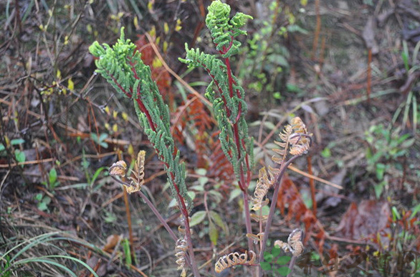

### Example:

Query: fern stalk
xmin=257 ymin=155 xmax=300 ymax=273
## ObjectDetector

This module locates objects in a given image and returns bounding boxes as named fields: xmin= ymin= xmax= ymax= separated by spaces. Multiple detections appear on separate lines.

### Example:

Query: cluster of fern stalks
xmin=89 ymin=1 xmax=312 ymax=276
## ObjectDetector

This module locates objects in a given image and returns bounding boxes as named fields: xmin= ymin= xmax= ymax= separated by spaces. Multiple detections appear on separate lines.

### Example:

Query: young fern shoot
xmin=89 ymin=29 xmax=200 ymax=277
xmin=179 ymin=0 xmax=255 ymax=251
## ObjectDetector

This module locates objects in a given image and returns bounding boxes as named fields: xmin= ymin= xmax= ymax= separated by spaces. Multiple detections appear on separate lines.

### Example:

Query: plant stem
xmin=139 ymin=189 xmax=199 ymax=276
xmin=224 ymin=56 xmax=254 ymax=251
xmin=257 ymin=155 xmax=300 ymax=276
xmin=286 ymin=256 xmax=297 ymax=277
xmin=136 ymin=190 xmax=178 ymax=242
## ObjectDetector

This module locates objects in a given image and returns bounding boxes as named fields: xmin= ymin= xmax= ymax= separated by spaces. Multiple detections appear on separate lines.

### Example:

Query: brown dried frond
xmin=246 ymin=232 xmax=264 ymax=244
xmin=272 ymin=117 xmax=312 ymax=164
xmin=171 ymin=95 xmax=213 ymax=155
xmin=251 ymin=167 xmax=275 ymax=211
xmin=175 ymin=238 xmax=188 ymax=277
xmin=109 ymin=151 xmax=146 ymax=194
xmin=250 ymin=213 xmax=268 ymax=223
xmin=289 ymin=117 xmax=312 ymax=156
xmin=276 ymin=176 xmax=317 ymax=232
xmin=215 ymin=250 xmax=256 ymax=273
xmin=274 ymin=229 xmax=304 ymax=257
xmin=272 ymin=124 xmax=293 ymax=165
xmin=124 ymin=150 xmax=146 ymax=194
xmin=109 ymin=160 xmax=127 ymax=177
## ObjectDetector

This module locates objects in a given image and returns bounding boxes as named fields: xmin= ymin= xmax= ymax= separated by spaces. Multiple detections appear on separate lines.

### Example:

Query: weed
xmin=365 ymin=123 xmax=415 ymax=198
xmin=0 ymin=232 xmax=99 ymax=277
xmin=90 ymin=132 xmax=109 ymax=148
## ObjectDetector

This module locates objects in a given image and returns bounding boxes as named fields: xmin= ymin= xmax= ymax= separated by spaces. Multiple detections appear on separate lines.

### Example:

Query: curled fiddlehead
xmin=215 ymin=250 xmax=256 ymax=273
xmin=272 ymin=117 xmax=312 ymax=166
xmin=289 ymin=117 xmax=312 ymax=156
xmin=205 ymin=0 xmax=252 ymax=58
xmin=246 ymin=232 xmax=264 ymax=244
xmin=274 ymin=229 xmax=304 ymax=257
xmin=109 ymin=150 xmax=146 ymax=194
xmin=175 ymin=238 xmax=188 ymax=277
xmin=251 ymin=167 xmax=275 ymax=211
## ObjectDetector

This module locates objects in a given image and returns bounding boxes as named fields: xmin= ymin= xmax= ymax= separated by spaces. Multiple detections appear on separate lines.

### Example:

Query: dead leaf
xmin=103 ymin=234 xmax=122 ymax=252
xmin=336 ymin=200 xmax=390 ymax=240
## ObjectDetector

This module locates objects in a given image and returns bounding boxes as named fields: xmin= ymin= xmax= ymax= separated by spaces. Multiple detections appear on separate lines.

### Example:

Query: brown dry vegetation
xmin=1 ymin=0 xmax=420 ymax=277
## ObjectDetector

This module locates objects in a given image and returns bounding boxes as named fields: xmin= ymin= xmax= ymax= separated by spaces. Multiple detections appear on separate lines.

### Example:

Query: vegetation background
xmin=1 ymin=0 xmax=419 ymax=276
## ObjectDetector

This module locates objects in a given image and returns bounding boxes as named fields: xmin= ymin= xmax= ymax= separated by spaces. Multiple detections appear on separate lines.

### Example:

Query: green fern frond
xmin=90 ymin=28 xmax=192 ymax=211
xmin=179 ymin=2 xmax=254 ymax=186
xmin=206 ymin=0 xmax=252 ymax=58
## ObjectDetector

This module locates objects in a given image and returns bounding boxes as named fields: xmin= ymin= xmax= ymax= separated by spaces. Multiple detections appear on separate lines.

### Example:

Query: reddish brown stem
xmin=367 ymin=48 xmax=372 ymax=104
xmin=307 ymin=155 xmax=317 ymax=217
xmin=224 ymin=55 xmax=253 ymax=251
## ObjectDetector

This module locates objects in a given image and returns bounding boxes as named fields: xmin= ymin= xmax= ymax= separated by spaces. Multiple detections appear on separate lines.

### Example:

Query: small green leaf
xmin=277 ymin=255 xmax=291 ymax=265
xmin=15 ymin=150 xmax=26 ymax=166
xmin=168 ymin=198 xmax=177 ymax=209
xmin=374 ymin=180 xmax=385 ymax=199
xmin=91 ymin=167 xmax=106 ymax=185
xmin=198 ymin=176 xmax=209 ymax=187
xmin=277 ymin=266 xmax=292 ymax=276
xmin=104 ymin=211 xmax=117 ymax=223
xmin=49 ymin=168 xmax=57 ymax=185
xmin=187 ymin=191 xmax=196 ymax=201
xmin=229 ymin=188 xmax=242 ymax=202
xmin=321 ymin=147 xmax=331 ymax=158
xmin=209 ymin=190 xmax=223 ymax=203
xmin=411 ymin=203 xmax=420 ymax=218
xmin=38 ymin=201 xmax=48 ymax=211
xmin=264 ymin=251 xmax=273 ymax=263
xmin=189 ymin=211 xmax=206 ymax=227
xmin=209 ymin=211 xmax=227 ymax=232
xmin=375 ymin=163 xmax=386 ymax=180
xmin=271 ymin=247 xmax=281 ymax=258
xmin=35 ymin=193 xmax=43 ymax=201
xmin=99 ymin=133 xmax=108 ymax=141
xmin=260 ymin=261 xmax=272 ymax=271
xmin=392 ymin=206 xmax=401 ymax=221
xmin=209 ymin=221 xmax=218 ymax=245
xmin=121 ymin=239 xmax=132 ymax=268
xmin=190 ymin=185 xmax=205 ymax=192
xmin=286 ymin=83 xmax=301 ymax=93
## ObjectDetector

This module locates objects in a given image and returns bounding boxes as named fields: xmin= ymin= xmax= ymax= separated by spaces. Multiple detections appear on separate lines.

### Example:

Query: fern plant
xmin=179 ymin=0 xmax=255 ymax=250
xmin=89 ymin=1 xmax=312 ymax=276
xmin=89 ymin=29 xmax=200 ymax=276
